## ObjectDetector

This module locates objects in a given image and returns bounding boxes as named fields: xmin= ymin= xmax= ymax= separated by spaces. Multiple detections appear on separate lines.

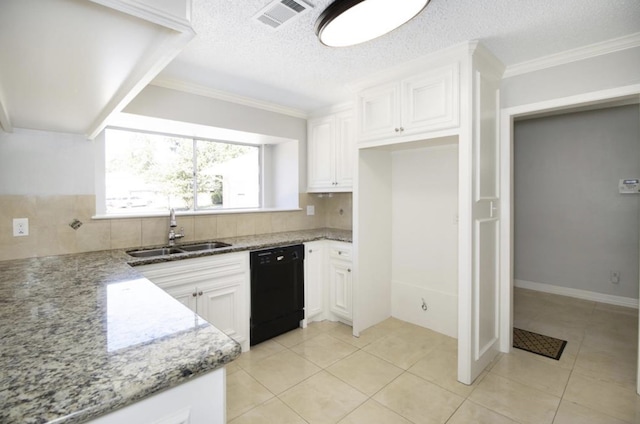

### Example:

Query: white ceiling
xmin=156 ymin=0 xmax=640 ymax=114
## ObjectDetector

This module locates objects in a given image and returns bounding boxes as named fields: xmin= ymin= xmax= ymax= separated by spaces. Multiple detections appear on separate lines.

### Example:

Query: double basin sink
xmin=127 ymin=241 xmax=231 ymax=258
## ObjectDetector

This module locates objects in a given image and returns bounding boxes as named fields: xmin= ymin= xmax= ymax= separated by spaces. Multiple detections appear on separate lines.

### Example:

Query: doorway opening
xmin=500 ymin=86 xmax=640 ymax=394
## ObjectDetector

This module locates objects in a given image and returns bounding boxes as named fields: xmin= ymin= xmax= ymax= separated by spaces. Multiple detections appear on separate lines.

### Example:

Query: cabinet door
xmin=401 ymin=63 xmax=459 ymax=134
xmin=163 ymin=284 xmax=198 ymax=312
xmin=334 ymin=111 xmax=355 ymax=190
xmin=357 ymin=82 xmax=399 ymax=142
xmin=197 ymin=276 xmax=248 ymax=349
xmin=304 ymin=241 xmax=325 ymax=322
xmin=328 ymin=258 xmax=352 ymax=322
xmin=307 ymin=116 xmax=336 ymax=191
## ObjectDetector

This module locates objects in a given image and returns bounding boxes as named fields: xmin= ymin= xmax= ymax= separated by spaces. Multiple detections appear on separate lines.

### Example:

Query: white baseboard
xmin=515 ymin=279 xmax=639 ymax=309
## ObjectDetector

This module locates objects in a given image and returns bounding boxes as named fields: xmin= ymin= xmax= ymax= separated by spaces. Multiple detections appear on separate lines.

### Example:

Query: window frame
xmin=97 ymin=126 xmax=265 ymax=217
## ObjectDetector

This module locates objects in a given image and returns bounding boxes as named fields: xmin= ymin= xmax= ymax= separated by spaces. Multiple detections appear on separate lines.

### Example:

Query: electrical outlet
xmin=306 ymin=205 xmax=315 ymax=216
xmin=610 ymin=270 xmax=620 ymax=284
xmin=13 ymin=218 xmax=29 ymax=237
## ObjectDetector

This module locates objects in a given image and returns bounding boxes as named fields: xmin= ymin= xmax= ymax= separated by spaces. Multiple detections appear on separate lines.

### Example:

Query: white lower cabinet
xmin=304 ymin=241 xmax=352 ymax=325
xmin=136 ymin=252 xmax=250 ymax=352
xmin=88 ymin=368 xmax=225 ymax=424
xmin=328 ymin=242 xmax=353 ymax=323
xmin=304 ymin=241 xmax=326 ymax=323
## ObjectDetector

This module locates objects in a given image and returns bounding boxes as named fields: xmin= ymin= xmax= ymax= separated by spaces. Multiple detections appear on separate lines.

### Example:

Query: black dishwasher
xmin=250 ymin=244 xmax=305 ymax=345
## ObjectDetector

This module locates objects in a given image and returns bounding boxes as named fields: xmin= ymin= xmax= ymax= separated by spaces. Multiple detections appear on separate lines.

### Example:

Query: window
xmin=104 ymin=128 xmax=260 ymax=214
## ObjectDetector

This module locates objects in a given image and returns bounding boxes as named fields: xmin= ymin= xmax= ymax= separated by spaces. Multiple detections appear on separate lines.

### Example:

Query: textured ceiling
xmin=156 ymin=0 xmax=640 ymax=113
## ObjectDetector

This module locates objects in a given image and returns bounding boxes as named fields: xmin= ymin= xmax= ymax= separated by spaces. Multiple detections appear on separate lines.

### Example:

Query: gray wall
xmin=514 ymin=104 xmax=640 ymax=299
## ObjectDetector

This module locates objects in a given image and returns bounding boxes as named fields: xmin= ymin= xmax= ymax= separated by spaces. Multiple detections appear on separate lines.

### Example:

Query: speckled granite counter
xmin=0 ymin=249 xmax=241 ymax=424
xmin=126 ymin=228 xmax=353 ymax=266
xmin=0 ymin=228 xmax=351 ymax=423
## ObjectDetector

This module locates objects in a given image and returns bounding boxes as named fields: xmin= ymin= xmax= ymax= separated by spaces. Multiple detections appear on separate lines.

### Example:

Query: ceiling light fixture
xmin=315 ymin=0 xmax=430 ymax=47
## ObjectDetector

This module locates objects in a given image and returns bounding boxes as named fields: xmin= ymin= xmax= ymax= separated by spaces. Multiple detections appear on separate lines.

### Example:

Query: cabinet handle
xmin=338 ymin=251 xmax=342 ymax=255
xmin=394 ymin=127 xmax=400 ymax=133
xmin=309 ymin=249 xmax=313 ymax=253
xmin=400 ymin=127 xmax=404 ymax=132
xmin=192 ymin=292 xmax=197 ymax=297
xmin=347 ymin=268 xmax=351 ymax=273
xmin=198 ymin=291 xmax=203 ymax=296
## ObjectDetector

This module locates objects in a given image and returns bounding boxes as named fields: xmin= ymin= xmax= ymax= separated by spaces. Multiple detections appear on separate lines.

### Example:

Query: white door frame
xmin=498 ymin=84 xmax=640 ymax=393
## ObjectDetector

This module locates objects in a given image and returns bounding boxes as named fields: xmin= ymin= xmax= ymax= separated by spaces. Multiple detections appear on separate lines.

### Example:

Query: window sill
xmin=92 ymin=207 xmax=302 ymax=220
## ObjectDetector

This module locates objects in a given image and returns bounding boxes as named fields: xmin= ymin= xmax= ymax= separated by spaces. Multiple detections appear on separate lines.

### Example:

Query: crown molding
xmin=91 ymin=0 xmax=193 ymax=33
xmin=504 ymin=32 xmax=640 ymax=79
xmin=308 ymin=100 xmax=355 ymax=118
xmin=150 ymin=78 xmax=309 ymax=119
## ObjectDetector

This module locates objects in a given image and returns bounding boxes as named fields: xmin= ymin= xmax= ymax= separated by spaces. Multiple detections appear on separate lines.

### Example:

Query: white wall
xmin=502 ymin=46 xmax=640 ymax=109
xmin=390 ymin=144 xmax=459 ymax=337
xmin=123 ymin=85 xmax=308 ymax=190
xmin=0 ymin=128 xmax=95 ymax=195
xmin=514 ymin=104 xmax=640 ymax=299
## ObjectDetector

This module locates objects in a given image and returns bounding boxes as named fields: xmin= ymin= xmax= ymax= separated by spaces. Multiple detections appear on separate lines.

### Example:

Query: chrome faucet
xmin=168 ymin=208 xmax=184 ymax=246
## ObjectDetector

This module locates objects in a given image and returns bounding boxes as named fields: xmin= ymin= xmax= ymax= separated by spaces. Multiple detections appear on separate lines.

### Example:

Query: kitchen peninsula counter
xmin=0 ymin=228 xmax=352 ymax=423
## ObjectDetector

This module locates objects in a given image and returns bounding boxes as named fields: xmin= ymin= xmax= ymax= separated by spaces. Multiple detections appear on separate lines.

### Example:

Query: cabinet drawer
xmin=329 ymin=244 xmax=352 ymax=260
xmin=136 ymin=252 xmax=248 ymax=289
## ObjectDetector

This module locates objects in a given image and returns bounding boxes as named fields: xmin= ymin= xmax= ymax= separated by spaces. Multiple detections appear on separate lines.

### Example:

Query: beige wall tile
xmin=75 ymin=195 xmax=96 ymax=221
xmin=217 ymin=215 xmax=238 ymax=238
xmin=194 ymin=215 xmax=217 ymax=240
xmin=325 ymin=193 xmax=352 ymax=230
xmin=270 ymin=212 xmax=288 ymax=233
xmin=110 ymin=219 xmax=142 ymax=249
xmin=173 ymin=215 xmax=195 ymax=243
xmin=141 ymin=217 xmax=170 ymax=246
xmin=237 ymin=214 xmax=256 ymax=237
xmin=37 ymin=224 xmax=77 ymax=257
xmin=0 ymin=191 xmax=353 ymax=261
xmin=254 ymin=213 xmax=272 ymax=235
xmin=76 ymin=221 xmax=111 ymax=252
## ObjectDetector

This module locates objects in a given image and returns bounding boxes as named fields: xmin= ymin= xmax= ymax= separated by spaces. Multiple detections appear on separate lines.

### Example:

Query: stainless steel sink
xmin=127 ymin=241 xmax=232 ymax=258
xmin=179 ymin=241 xmax=231 ymax=252
xmin=127 ymin=247 xmax=186 ymax=258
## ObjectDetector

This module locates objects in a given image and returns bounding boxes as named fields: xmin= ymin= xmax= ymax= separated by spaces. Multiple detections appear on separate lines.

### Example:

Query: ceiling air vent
xmin=254 ymin=0 xmax=313 ymax=30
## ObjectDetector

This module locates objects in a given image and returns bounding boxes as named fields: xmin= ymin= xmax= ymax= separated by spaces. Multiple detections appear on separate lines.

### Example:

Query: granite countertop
xmin=126 ymin=228 xmax=353 ymax=266
xmin=0 ymin=228 xmax=352 ymax=424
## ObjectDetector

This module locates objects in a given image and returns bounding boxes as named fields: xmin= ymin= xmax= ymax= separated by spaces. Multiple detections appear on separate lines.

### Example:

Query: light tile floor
xmin=226 ymin=288 xmax=640 ymax=423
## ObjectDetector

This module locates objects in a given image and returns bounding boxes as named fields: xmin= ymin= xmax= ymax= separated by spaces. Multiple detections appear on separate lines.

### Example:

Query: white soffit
xmin=111 ymin=112 xmax=296 ymax=145
xmin=0 ymin=0 xmax=194 ymax=139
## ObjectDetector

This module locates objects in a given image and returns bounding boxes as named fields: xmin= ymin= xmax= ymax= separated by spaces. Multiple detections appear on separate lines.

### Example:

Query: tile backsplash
xmin=0 ymin=192 xmax=352 ymax=261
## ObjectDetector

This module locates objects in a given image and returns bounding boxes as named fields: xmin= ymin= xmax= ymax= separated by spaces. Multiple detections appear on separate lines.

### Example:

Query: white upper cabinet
xmin=357 ymin=63 xmax=459 ymax=143
xmin=307 ymin=109 xmax=355 ymax=192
